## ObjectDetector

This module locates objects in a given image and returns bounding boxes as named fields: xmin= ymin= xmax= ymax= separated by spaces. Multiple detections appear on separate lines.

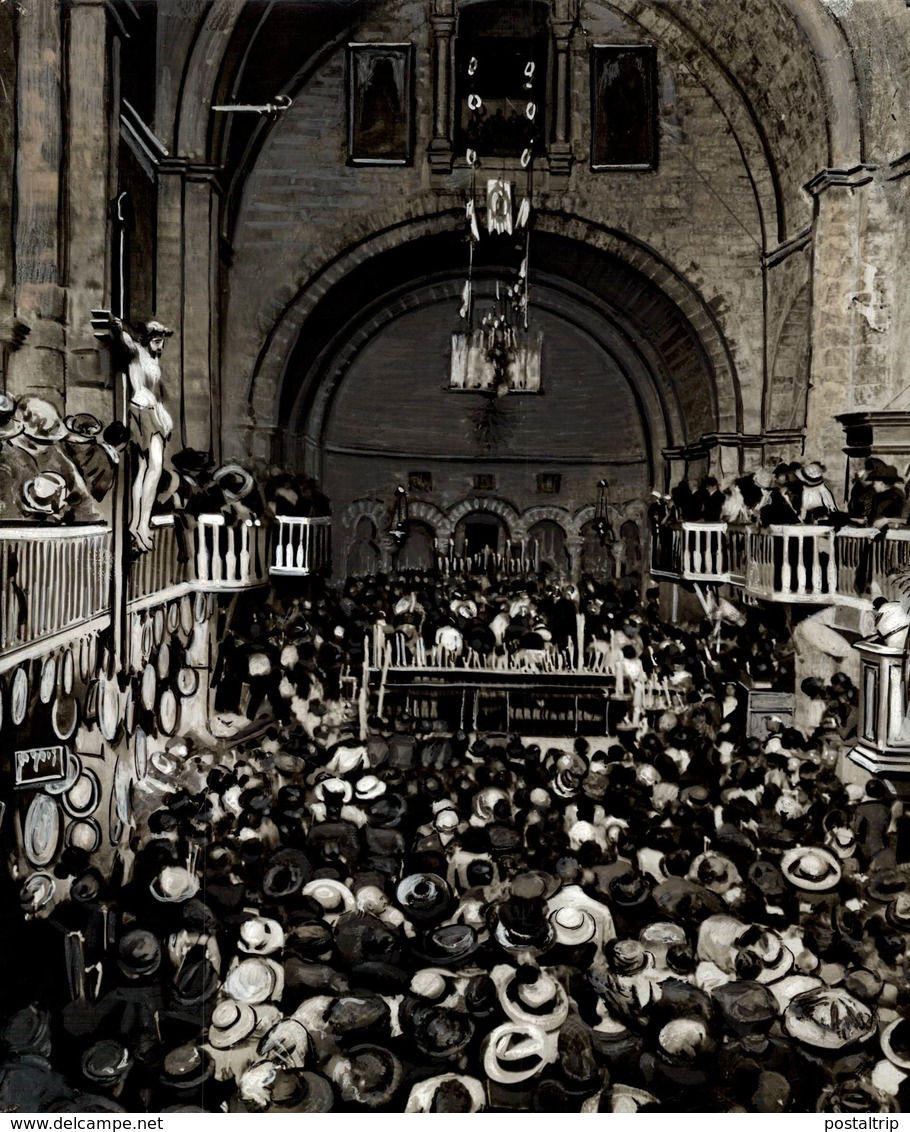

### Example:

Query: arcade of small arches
xmin=336 ymin=496 xmax=646 ymax=580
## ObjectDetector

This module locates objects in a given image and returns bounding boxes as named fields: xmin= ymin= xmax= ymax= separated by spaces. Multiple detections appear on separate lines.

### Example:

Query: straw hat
xmin=492 ymin=965 xmax=569 ymax=1032
xmin=881 ymin=1019 xmax=910 ymax=1071
xmin=780 ymin=846 xmax=842 ymax=892
xmin=549 ymin=906 xmax=597 ymax=948
xmin=224 ymin=957 xmax=282 ymax=1005
xmin=795 ymin=462 xmax=826 ymax=486
xmin=239 ymin=917 xmax=286 ymax=956
xmin=300 ymin=878 xmax=356 ymax=918
xmin=482 ymin=1022 xmax=557 ymax=1085
xmin=783 ymin=987 xmax=875 ymax=1050
xmin=207 ymin=1001 xmax=257 ymax=1049
xmin=22 ymin=473 xmax=68 ymax=514
xmin=150 ymin=865 xmax=200 ymax=903
xmin=354 ymin=775 xmax=386 ymax=802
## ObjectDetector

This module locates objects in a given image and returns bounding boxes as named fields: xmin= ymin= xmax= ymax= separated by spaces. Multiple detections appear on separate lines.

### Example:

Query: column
xmin=7 ymin=1 xmax=66 ymax=406
xmin=156 ymin=161 xmax=223 ymax=458
xmin=549 ymin=19 xmax=574 ymax=181
xmin=427 ymin=9 xmax=455 ymax=173
xmin=65 ymin=0 xmax=114 ymax=422
xmin=804 ymin=166 xmax=888 ymax=498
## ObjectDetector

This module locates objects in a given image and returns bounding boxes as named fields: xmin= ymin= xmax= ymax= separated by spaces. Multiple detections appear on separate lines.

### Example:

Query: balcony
xmin=651 ymin=521 xmax=910 ymax=606
xmin=0 ymin=513 xmax=272 ymax=668
xmin=271 ymin=516 xmax=331 ymax=577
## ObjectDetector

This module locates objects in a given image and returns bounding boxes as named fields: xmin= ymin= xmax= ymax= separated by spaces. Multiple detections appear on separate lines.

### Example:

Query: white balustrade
xmin=746 ymin=525 xmax=837 ymax=602
xmin=191 ymin=514 xmax=268 ymax=589
xmin=0 ymin=525 xmax=112 ymax=650
xmin=681 ymin=522 xmax=729 ymax=582
xmin=270 ymin=515 xmax=331 ymax=576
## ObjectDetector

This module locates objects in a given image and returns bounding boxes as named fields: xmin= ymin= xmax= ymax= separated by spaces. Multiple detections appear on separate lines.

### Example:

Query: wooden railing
xmin=652 ymin=520 xmax=910 ymax=605
xmin=191 ymin=515 xmax=269 ymax=589
xmin=0 ymin=525 xmax=112 ymax=651
xmin=129 ymin=516 xmax=184 ymax=601
xmin=681 ymin=522 xmax=729 ymax=582
xmin=271 ymin=516 xmax=331 ymax=576
xmin=1 ymin=512 xmax=271 ymax=659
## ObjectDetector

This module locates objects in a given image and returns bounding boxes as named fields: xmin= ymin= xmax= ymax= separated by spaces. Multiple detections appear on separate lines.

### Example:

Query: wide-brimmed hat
xmin=783 ymin=987 xmax=876 ymax=1050
xmin=886 ymin=891 xmax=910 ymax=931
xmin=266 ymin=1069 xmax=334 ymax=1113
xmin=117 ymin=929 xmax=161 ymax=977
xmin=16 ymin=396 xmax=68 ymax=442
xmin=213 ymin=463 xmax=256 ymax=502
xmin=172 ymin=953 xmax=220 ymax=1009
xmin=150 ymin=865 xmax=199 ymax=903
xmin=608 ymin=872 xmax=652 ymax=909
xmin=688 ymin=853 xmax=741 ymax=895
xmin=262 ymin=849 xmax=312 ymax=900
xmin=753 ymin=468 xmax=774 ymax=489
xmin=712 ymin=980 xmax=778 ymax=1036
xmin=22 ymin=473 xmax=68 ymax=514
xmin=795 ymin=462 xmax=826 ymax=486
xmin=657 ymin=1017 xmax=711 ymax=1061
xmin=408 ymin=1003 xmax=475 ymax=1061
xmin=825 ymin=827 xmax=858 ymax=860
xmin=239 ymin=916 xmax=286 ymax=956
xmin=367 ymin=793 xmax=407 ymax=828
xmin=354 ymin=775 xmax=386 ymax=802
xmin=65 ymin=413 xmax=103 ymax=442
xmin=737 ymin=929 xmax=794 ymax=985
xmin=638 ymin=921 xmax=687 ymax=966
xmin=313 ymin=777 xmax=353 ymax=804
xmin=780 ymin=846 xmax=842 ymax=892
xmin=869 ymin=464 xmax=903 ymax=484
xmin=207 ymin=1000 xmax=257 ymax=1049
xmin=329 ymin=1043 xmax=403 ymax=1108
xmin=160 ymin=1044 xmax=214 ymax=1091
xmin=549 ymin=906 xmax=597 ymax=948
xmin=405 ymin=1073 xmax=486 ymax=1113
xmin=82 ymin=1040 xmax=132 ymax=1087
xmin=257 ymin=1019 xmax=312 ymax=1069
xmin=0 ymin=393 xmax=22 ymax=439
xmin=224 ymin=957 xmax=282 ymax=1005
xmin=611 ymin=939 xmax=654 ymax=977
xmin=414 ymin=924 xmax=480 ymax=966
xmin=493 ymin=965 xmax=569 ymax=1032
xmin=865 ymin=868 xmax=910 ymax=904
xmin=881 ymin=1018 xmax=910 ymax=1070
xmin=20 ymin=872 xmax=56 ymax=912
xmin=483 ymin=1021 xmax=557 ymax=1085
xmin=679 ymin=784 xmax=711 ymax=808
xmin=300 ymin=878 xmax=356 ymax=918
xmin=395 ymin=873 xmax=453 ymax=923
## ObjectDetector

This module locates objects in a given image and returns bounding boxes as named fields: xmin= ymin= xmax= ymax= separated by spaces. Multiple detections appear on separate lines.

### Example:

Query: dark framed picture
xmin=347 ymin=43 xmax=414 ymax=165
xmin=590 ymin=44 xmax=658 ymax=171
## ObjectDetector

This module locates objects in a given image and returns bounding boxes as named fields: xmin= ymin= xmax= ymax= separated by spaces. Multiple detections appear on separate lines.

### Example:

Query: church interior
xmin=2 ymin=0 xmax=910 ymax=1114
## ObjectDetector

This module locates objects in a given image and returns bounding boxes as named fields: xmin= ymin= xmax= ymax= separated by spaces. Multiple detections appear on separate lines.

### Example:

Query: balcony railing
xmin=652 ymin=520 xmax=910 ymax=605
xmin=1 ymin=513 xmax=272 ymax=662
xmin=0 ymin=524 xmax=112 ymax=652
xmin=191 ymin=515 xmax=269 ymax=589
xmin=271 ymin=516 xmax=331 ymax=576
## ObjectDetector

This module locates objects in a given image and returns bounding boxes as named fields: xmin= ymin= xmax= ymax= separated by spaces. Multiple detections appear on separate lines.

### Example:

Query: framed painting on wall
xmin=590 ymin=44 xmax=658 ymax=171
xmin=347 ymin=43 xmax=414 ymax=165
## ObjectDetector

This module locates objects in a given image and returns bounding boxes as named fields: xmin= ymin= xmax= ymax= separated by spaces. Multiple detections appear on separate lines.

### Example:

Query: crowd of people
xmin=4 ymin=568 xmax=909 ymax=1114
xmin=652 ymin=458 xmax=909 ymax=531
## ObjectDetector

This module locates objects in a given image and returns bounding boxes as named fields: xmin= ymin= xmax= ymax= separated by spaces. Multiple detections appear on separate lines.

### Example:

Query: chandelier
xmin=449 ymin=49 xmax=542 ymax=405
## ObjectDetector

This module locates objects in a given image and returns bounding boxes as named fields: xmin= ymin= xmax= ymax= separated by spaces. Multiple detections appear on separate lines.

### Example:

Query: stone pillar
xmin=428 ymin=13 xmax=455 ymax=172
xmin=65 ymin=0 xmax=114 ymax=422
xmin=7 ymin=1 xmax=66 ymax=406
xmin=549 ymin=20 xmax=574 ymax=181
xmin=183 ymin=171 xmax=221 ymax=458
xmin=804 ymin=166 xmax=890 ymax=499
xmin=156 ymin=161 xmax=222 ymax=457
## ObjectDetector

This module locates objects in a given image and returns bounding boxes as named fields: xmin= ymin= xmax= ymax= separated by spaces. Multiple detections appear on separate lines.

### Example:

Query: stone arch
xmin=243 ymin=212 xmax=740 ymax=446
xmin=574 ymin=504 xmax=625 ymax=538
xmin=405 ymin=500 xmax=452 ymax=539
xmin=338 ymin=498 xmax=387 ymax=531
xmin=174 ymin=0 xmax=247 ymax=160
xmin=446 ymin=496 xmax=521 ymax=537
xmin=513 ymin=506 xmax=574 ymax=542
